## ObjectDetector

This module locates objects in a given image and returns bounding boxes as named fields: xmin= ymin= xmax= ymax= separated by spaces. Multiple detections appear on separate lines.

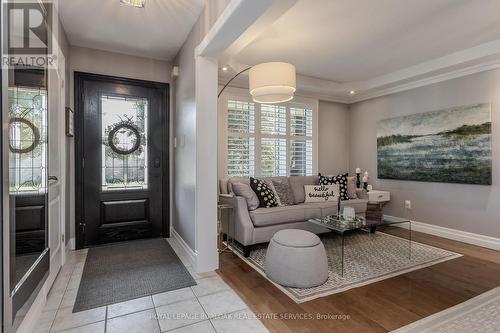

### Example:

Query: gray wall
xmin=318 ymin=100 xmax=350 ymax=174
xmin=349 ymin=69 xmax=500 ymax=238
xmin=172 ymin=0 xmax=230 ymax=249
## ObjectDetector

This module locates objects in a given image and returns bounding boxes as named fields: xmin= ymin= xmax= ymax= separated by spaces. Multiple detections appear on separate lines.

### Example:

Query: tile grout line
xmin=49 ymin=252 xmax=89 ymax=333
xmin=104 ymin=306 xmax=108 ymax=333
xmin=51 ymin=321 xmax=106 ymax=333
xmin=49 ymin=246 xmax=251 ymax=333
xmin=48 ymin=257 xmax=80 ymax=333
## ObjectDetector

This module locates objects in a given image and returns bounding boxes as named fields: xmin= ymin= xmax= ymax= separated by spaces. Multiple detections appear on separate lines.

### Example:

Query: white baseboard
xmin=387 ymin=215 xmax=500 ymax=251
xmin=68 ymin=237 xmax=75 ymax=250
xmin=170 ymin=228 xmax=197 ymax=267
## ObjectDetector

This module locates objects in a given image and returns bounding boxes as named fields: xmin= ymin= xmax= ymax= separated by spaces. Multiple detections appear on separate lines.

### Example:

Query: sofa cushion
xmin=288 ymin=176 xmax=319 ymax=204
xmin=249 ymin=205 xmax=310 ymax=227
xmin=249 ymin=198 xmax=368 ymax=228
xmin=300 ymin=202 xmax=339 ymax=218
xmin=272 ymin=178 xmax=296 ymax=206
xmin=227 ymin=177 xmax=250 ymax=194
xmin=302 ymin=199 xmax=367 ymax=216
xmin=232 ymin=182 xmax=259 ymax=211
xmin=347 ymin=176 xmax=358 ymax=199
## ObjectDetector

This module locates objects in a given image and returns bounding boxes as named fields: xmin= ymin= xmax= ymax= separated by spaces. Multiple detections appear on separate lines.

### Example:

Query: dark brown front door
xmin=75 ymin=73 xmax=169 ymax=249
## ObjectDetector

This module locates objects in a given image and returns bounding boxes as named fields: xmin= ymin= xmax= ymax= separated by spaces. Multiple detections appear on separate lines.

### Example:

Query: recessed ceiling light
xmin=120 ymin=0 xmax=145 ymax=8
xmin=349 ymin=90 xmax=356 ymax=95
xmin=221 ymin=66 xmax=229 ymax=71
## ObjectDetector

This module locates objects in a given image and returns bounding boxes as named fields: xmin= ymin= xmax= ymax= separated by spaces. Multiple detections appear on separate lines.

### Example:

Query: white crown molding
xmin=350 ymin=58 xmax=500 ymax=103
xmin=387 ymin=215 xmax=500 ymax=251
xmin=220 ymin=32 xmax=500 ymax=104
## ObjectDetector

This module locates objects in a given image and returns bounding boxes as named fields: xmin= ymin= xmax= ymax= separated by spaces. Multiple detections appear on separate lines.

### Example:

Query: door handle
xmin=48 ymin=175 xmax=58 ymax=183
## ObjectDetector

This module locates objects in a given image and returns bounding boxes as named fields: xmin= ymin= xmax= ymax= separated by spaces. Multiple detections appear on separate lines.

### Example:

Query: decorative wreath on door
xmin=105 ymin=118 xmax=144 ymax=156
xmin=8 ymin=117 xmax=41 ymax=154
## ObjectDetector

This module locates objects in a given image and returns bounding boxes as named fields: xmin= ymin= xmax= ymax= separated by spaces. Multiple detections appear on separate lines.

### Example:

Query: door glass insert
xmin=101 ymin=94 xmax=148 ymax=191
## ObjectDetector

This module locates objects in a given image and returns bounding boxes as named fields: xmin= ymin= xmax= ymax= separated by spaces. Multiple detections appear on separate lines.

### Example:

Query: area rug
xmin=392 ymin=287 xmax=500 ymax=332
xmin=230 ymin=231 xmax=461 ymax=303
xmin=73 ymin=238 xmax=196 ymax=312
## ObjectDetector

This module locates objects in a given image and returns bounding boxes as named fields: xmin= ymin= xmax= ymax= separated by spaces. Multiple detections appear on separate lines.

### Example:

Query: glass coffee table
xmin=309 ymin=214 xmax=411 ymax=276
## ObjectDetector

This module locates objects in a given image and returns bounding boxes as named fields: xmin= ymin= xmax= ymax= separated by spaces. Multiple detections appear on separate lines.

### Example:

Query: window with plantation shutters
xmin=221 ymin=91 xmax=317 ymax=178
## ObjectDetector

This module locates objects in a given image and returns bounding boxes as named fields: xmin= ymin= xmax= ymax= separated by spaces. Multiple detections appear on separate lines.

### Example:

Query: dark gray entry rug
xmin=73 ymin=238 xmax=196 ymax=312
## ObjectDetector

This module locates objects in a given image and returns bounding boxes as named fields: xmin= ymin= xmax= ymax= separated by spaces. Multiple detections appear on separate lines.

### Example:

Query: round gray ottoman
xmin=265 ymin=229 xmax=328 ymax=288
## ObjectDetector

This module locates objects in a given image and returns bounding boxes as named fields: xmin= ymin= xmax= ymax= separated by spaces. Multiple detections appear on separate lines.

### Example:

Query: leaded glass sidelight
xmin=8 ymin=86 xmax=48 ymax=194
xmin=101 ymin=95 xmax=148 ymax=191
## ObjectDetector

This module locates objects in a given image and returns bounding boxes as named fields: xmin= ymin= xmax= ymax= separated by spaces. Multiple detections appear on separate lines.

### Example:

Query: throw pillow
xmin=272 ymin=179 xmax=296 ymax=206
xmin=267 ymin=181 xmax=282 ymax=206
xmin=304 ymin=184 xmax=340 ymax=203
xmin=250 ymin=177 xmax=279 ymax=208
xmin=346 ymin=176 xmax=358 ymax=199
xmin=318 ymin=173 xmax=349 ymax=201
xmin=231 ymin=182 xmax=260 ymax=211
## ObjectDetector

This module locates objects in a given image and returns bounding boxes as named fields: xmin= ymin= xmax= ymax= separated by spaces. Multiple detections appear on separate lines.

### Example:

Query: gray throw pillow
xmin=272 ymin=179 xmax=296 ymax=206
xmin=347 ymin=176 xmax=358 ymax=199
xmin=232 ymin=182 xmax=259 ymax=211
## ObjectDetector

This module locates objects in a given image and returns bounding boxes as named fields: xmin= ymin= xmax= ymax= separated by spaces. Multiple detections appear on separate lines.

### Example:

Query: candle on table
xmin=362 ymin=176 xmax=368 ymax=182
xmin=364 ymin=171 xmax=369 ymax=177
xmin=367 ymin=185 xmax=373 ymax=191
xmin=356 ymin=168 xmax=361 ymax=174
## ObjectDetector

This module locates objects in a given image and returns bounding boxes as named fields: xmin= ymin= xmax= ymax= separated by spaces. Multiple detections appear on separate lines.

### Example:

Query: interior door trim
xmin=74 ymin=72 xmax=170 ymax=250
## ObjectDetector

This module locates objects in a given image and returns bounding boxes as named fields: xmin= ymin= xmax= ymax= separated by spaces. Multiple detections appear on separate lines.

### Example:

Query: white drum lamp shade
xmin=249 ymin=62 xmax=296 ymax=103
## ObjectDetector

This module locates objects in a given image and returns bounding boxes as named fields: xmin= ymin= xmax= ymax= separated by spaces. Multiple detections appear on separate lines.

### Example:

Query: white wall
xmin=318 ymin=100 xmax=350 ymax=174
xmin=67 ymin=46 xmax=172 ymax=244
xmin=349 ymin=69 xmax=500 ymax=238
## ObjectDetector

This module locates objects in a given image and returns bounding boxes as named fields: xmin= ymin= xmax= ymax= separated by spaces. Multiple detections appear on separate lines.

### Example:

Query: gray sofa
xmin=219 ymin=175 xmax=368 ymax=257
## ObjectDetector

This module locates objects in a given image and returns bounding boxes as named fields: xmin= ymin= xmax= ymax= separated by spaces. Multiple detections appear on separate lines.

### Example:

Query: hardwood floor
xmin=217 ymin=228 xmax=500 ymax=333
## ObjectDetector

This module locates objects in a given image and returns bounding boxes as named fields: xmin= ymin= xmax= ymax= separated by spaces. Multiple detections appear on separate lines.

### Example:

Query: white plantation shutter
xmin=261 ymin=138 xmax=287 ymax=177
xmin=226 ymin=100 xmax=255 ymax=177
xmin=260 ymin=104 xmax=287 ymax=177
xmin=289 ymin=107 xmax=314 ymax=176
xmin=260 ymin=104 xmax=286 ymax=135
xmin=223 ymin=94 xmax=316 ymax=177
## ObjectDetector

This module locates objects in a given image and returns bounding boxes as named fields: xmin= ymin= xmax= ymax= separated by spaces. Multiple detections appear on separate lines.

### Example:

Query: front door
xmin=75 ymin=73 xmax=169 ymax=248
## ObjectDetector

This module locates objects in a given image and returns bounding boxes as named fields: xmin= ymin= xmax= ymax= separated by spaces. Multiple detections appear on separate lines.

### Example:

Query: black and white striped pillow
xmin=318 ymin=173 xmax=349 ymax=201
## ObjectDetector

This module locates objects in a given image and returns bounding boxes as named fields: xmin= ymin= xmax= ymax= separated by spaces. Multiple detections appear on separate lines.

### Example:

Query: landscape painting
xmin=377 ymin=104 xmax=492 ymax=185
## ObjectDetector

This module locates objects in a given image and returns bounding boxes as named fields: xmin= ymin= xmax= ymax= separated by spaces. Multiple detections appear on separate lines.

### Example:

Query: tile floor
xmin=35 ymin=239 xmax=269 ymax=333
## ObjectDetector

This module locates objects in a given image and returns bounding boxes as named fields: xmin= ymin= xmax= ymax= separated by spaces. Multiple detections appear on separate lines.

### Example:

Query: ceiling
xmin=59 ymin=0 xmax=204 ymax=61
xmin=232 ymin=0 xmax=500 ymax=87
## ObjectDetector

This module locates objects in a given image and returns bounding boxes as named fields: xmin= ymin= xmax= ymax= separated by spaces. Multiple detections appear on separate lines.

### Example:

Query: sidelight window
xmin=8 ymin=85 xmax=48 ymax=194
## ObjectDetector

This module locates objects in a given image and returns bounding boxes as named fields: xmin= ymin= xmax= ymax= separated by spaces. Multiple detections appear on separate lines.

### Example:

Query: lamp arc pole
xmin=217 ymin=67 xmax=252 ymax=98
